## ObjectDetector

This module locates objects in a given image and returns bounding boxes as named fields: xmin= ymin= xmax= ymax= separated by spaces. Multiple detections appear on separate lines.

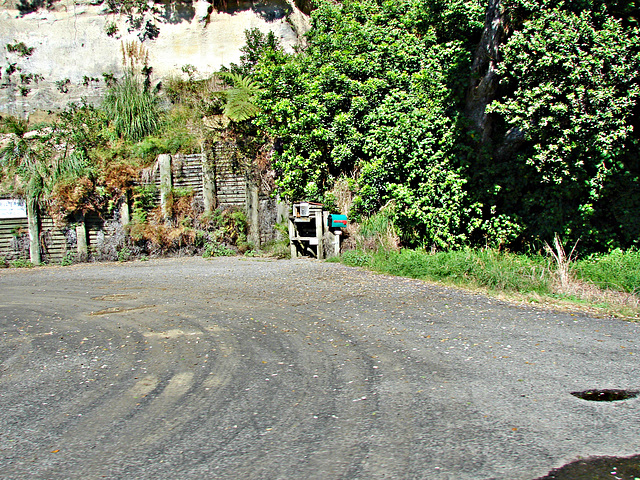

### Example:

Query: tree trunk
xmin=466 ymin=0 xmax=504 ymax=143
xmin=26 ymin=197 xmax=41 ymax=265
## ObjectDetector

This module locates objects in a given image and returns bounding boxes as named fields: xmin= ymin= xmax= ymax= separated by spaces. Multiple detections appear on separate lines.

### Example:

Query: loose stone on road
xmin=1 ymin=257 xmax=638 ymax=479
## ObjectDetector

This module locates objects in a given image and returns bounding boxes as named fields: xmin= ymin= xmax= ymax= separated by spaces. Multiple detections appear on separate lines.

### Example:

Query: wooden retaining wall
xmin=0 ymin=145 xmax=281 ymax=264
xmin=0 ymin=217 xmax=29 ymax=261
xmin=0 ymin=212 xmax=107 ymax=264
xmin=212 ymin=142 xmax=247 ymax=208
xmin=148 ymin=148 xmax=248 ymax=208
xmin=40 ymin=215 xmax=69 ymax=262
xmin=171 ymin=156 xmax=204 ymax=196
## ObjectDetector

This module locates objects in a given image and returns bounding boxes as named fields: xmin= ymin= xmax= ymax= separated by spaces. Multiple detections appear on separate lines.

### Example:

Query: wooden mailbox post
xmin=288 ymin=202 xmax=326 ymax=259
xmin=288 ymin=202 xmax=348 ymax=259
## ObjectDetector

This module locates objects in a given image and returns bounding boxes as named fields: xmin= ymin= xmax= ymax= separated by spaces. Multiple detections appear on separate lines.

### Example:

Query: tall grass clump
xmin=104 ymin=73 xmax=160 ymax=143
xmin=103 ymin=41 xmax=160 ymax=143
xmin=574 ymin=249 xmax=640 ymax=294
xmin=349 ymin=203 xmax=400 ymax=252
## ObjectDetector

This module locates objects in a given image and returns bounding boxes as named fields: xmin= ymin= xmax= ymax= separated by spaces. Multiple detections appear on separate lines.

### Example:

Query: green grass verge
xmin=339 ymin=249 xmax=552 ymax=294
xmin=334 ymin=248 xmax=640 ymax=318
xmin=574 ymin=249 xmax=640 ymax=294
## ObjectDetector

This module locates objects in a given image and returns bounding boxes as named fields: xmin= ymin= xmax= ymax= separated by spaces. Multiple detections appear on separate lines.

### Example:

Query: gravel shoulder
xmin=1 ymin=256 xmax=639 ymax=479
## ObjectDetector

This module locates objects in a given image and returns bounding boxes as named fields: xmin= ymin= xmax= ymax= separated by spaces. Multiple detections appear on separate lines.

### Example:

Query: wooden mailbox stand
xmin=288 ymin=202 xmax=327 ymax=259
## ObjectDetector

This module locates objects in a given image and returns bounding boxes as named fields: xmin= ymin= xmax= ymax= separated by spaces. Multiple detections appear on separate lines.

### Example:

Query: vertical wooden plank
xmin=315 ymin=209 xmax=323 ymax=260
xmin=246 ymin=179 xmax=260 ymax=248
xmin=120 ymin=192 xmax=130 ymax=226
xmin=26 ymin=198 xmax=41 ymax=265
xmin=202 ymin=150 xmax=217 ymax=214
xmin=288 ymin=215 xmax=297 ymax=258
xmin=158 ymin=154 xmax=172 ymax=222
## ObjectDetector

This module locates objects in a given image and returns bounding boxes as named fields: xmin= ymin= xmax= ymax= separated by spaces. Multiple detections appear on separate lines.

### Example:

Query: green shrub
xmin=130 ymin=184 xmax=157 ymax=225
xmin=118 ymin=247 xmax=132 ymax=262
xmin=130 ymin=109 xmax=198 ymax=159
xmin=60 ymin=252 xmax=76 ymax=266
xmin=202 ymin=242 xmax=235 ymax=258
xmin=341 ymin=250 xmax=373 ymax=268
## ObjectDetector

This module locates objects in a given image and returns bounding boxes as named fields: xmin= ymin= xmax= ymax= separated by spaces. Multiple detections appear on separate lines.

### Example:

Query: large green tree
xmin=255 ymin=0 xmax=486 ymax=247
xmin=481 ymin=0 xmax=640 ymax=250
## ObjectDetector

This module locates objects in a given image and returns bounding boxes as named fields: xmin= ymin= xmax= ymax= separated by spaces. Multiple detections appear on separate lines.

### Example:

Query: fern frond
xmin=215 ymin=72 xmax=263 ymax=122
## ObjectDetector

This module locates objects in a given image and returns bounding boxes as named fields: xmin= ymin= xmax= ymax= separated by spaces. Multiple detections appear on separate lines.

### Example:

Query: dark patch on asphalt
xmin=570 ymin=389 xmax=639 ymax=402
xmin=535 ymin=454 xmax=640 ymax=479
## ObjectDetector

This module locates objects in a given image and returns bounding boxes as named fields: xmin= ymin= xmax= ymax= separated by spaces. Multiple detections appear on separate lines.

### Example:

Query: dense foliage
xmin=252 ymin=0 xmax=640 ymax=252
xmin=3 ymin=0 xmax=640 ymax=256
xmin=483 ymin=0 xmax=640 ymax=251
xmin=254 ymin=0 xmax=486 ymax=248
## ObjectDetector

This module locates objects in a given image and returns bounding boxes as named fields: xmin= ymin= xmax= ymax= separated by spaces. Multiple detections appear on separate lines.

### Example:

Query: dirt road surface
xmin=1 ymin=257 xmax=639 ymax=479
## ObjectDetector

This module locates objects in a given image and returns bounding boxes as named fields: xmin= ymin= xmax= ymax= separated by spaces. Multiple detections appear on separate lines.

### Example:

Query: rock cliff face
xmin=0 ymin=0 xmax=308 ymax=118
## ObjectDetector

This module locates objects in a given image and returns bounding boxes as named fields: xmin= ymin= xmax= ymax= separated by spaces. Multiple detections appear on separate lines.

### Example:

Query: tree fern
xmin=217 ymin=72 xmax=262 ymax=122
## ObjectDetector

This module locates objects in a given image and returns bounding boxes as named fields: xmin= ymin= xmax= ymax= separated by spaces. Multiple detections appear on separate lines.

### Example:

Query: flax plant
xmin=103 ymin=41 xmax=160 ymax=142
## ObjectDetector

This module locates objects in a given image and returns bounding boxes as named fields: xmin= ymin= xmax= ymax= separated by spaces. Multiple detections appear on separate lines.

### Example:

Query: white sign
xmin=0 ymin=199 xmax=27 ymax=219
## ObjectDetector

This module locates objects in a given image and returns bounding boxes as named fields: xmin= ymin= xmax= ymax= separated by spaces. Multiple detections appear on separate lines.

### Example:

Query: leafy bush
xmin=117 ymin=246 xmax=132 ymax=262
xmin=105 ymin=21 xmax=118 ymax=37
xmin=483 ymin=4 xmax=640 ymax=250
xmin=130 ymin=184 xmax=157 ymax=225
xmin=255 ymin=0 xmax=484 ymax=248
xmin=131 ymin=106 xmax=199 ymax=159
xmin=202 ymin=242 xmax=235 ymax=258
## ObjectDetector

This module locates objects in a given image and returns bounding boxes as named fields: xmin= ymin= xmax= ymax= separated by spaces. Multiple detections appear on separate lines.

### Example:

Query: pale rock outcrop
xmin=0 ymin=0 xmax=306 ymax=118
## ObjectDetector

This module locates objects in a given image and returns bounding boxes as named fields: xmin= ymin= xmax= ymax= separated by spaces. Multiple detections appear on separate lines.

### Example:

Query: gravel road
xmin=1 ymin=256 xmax=639 ymax=479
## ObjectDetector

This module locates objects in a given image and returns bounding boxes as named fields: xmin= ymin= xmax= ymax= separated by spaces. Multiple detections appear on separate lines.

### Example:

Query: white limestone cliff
xmin=0 ymin=0 xmax=307 ymax=118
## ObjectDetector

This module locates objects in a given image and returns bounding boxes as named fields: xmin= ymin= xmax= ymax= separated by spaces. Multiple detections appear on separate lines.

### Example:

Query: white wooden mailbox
xmin=288 ymin=202 xmax=326 ymax=259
